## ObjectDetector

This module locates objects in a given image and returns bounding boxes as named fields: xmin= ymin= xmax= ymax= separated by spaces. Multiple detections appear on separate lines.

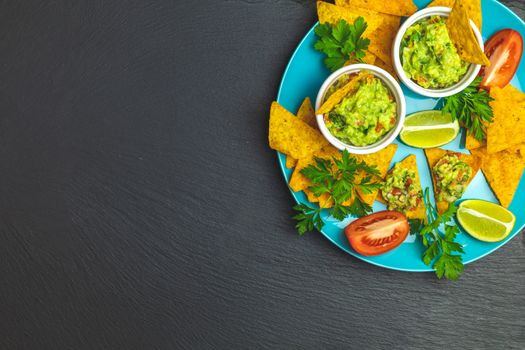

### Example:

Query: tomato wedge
xmin=344 ymin=211 xmax=409 ymax=256
xmin=480 ymin=29 xmax=523 ymax=89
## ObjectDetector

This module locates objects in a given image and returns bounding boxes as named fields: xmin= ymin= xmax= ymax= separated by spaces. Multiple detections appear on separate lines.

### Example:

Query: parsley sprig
xmin=443 ymin=77 xmax=494 ymax=141
xmin=292 ymin=204 xmax=323 ymax=235
xmin=291 ymin=150 xmax=381 ymax=234
xmin=314 ymin=18 xmax=371 ymax=72
xmin=419 ymin=188 xmax=465 ymax=280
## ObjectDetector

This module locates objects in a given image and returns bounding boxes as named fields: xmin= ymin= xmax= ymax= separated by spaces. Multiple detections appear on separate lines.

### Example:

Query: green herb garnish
xmin=314 ymin=18 xmax=371 ymax=72
xmin=292 ymin=204 xmax=323 ymax=235
xmin=419 ymin=188 xmax=465 ymax=280
xmin=408 ymin=219 xmax=424 ymax=236
xmin=443 ymin=76 xmax=494 ymax=141
xmin=291 ymin=150 xmax=381 ymax=234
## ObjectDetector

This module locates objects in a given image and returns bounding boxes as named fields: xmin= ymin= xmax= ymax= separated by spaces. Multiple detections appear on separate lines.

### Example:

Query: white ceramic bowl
xmin=315 ymin=64 xmax=406 ymax=155
xmin=392 ymin=6 xmax=484 ymax=98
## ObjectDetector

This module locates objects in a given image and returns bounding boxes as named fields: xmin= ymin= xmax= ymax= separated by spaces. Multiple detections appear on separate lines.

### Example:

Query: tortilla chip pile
xmin=268 ymin=99 xmax=398 ymax=209
xmin=464 ymin=85 xmax=525 ymax=207
xmin=319 ymin=1 xmax=416 ymax=76
xmin=424 ymin=149 xmax=481 ymax=214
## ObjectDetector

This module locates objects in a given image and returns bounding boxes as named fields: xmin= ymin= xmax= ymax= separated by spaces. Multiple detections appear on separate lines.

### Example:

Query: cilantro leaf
xmin=443 ymin=77 xmax=494 ymax=141
xmin=292 ymin=204 xmax=324 ymax=235
xmin=314 ymin=18 xmax=371 ymax=72
xmin=408 ymin=219 xmax=424 ymax=235
xmin=296 ymin=150 xmax=379 ymax=223
xmin=417 ymin=188 xmax=465 ymax=280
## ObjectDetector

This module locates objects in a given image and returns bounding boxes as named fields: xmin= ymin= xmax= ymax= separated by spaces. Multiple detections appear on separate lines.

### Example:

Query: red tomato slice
xmin=344 ymin=211 xmax=409 ymax=256
xmin=480 ymin=29 xmax=523 ymax=89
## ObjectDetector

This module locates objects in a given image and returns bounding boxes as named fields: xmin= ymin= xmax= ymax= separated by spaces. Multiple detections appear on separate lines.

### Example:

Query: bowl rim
xmin=315 ymin=64 xmax=406 ymax=155
xmin=392 ymin=6 xmax=484 ymax=98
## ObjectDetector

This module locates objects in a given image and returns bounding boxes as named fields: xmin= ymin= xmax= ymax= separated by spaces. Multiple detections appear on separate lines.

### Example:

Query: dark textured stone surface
xmin=0 ymin=1 xmax=524 ymax=349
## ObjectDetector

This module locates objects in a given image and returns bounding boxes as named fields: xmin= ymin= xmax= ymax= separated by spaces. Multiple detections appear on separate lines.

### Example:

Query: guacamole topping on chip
xmin=401 ymin=16 xmax=469 ymax=89
xmin=382 ymin=164 xmax=423 ymax=212
xmin=433 ymin=154 xmax=472 ymax=202
xmin=425 ymin=148 xmax=480 ymax=214
xmin=380 ymin=155 xmax=426 ymax=220
xmin=323 ymin=72 xmax=397 ymax=146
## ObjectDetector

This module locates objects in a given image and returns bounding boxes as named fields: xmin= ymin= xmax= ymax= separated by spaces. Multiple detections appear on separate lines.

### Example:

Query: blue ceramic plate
xmin=276 ymin=0 xmax=525 ymax=271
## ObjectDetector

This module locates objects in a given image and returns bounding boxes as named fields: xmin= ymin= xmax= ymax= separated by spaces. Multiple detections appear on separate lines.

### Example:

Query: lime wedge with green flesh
xmin=400 ymin=110 xmax=459 ymax=148
xmin=457 ymin=200 xmax=516 ymax=242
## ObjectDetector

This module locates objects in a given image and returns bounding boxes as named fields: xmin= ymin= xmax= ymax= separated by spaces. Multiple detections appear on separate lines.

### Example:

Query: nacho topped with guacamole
xmin=380 ymin=155 xmax=426 ymax=220
xmin=433 ymin=154 xmax=472 ymax=202
xmin=382 ymin=164 xmax=422 ymax=212
xmin=425 ymin=148 xmax=481 ymax=214
xmin=322 ymin=72 xmax=397 ymax=146
xmin=401 ymin=16 xmax=469 ymax=89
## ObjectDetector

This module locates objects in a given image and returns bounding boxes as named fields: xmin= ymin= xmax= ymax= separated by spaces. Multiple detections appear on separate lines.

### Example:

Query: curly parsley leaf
xmin=443 ymin=77 xmax=494 ymax=141
xmin=292 ymin=204 xmax=324 ymax=235
xmin=418 ymin=188 xmax=465 ymax=280
xmin=314 ymin=18 xmax=370 ymax=72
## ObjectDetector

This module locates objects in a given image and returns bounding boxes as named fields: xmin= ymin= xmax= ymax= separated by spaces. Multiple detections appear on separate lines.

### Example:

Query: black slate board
xmin=0 ymin=1 xmax=524 ymax=349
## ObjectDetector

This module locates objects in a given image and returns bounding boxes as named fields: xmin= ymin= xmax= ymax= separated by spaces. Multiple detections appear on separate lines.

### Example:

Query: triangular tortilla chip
xmin=335 ymin=0 xmax=417 ymax=17
xmin=354 ymin=144 xmax=398 ymax=204
xmin=379 ymin=155 xmax=426 ymax=220
xmin=446 ymin=0 xmax=490 ymax=66
xmin=487 ymin=84 xmax=525 ymax=154
xmin=316 ymin=72 xmax=367 ymax=115
xmin=424 ymin=148 xmax=481 ymax=214
xmin=471 ymin=146 xmax=525 ymax=207
xmin=427 ymin=0 xmax=482 ymax=30
xmin=317 ymin=1 xmax=383 ymax=37
xmin=269 ymin=102 xmax=328 ymax=160
xmin=286 ymin=97 xmax=318 ymax=169
xmin=297 ymin=97 xmax=317 ymax=129
xmin=367 ymin=14 xmax=401 ymax=67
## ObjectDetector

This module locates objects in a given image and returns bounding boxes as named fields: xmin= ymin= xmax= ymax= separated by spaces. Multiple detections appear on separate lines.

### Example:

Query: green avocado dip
xmin=324 ymin=73 xmax=397 ymax=146
xmin=433 ymin=154 xmax=472 ymax=202
xmin=401 ymin=16 xmax=469 ymax=89
xmin=382 ymin=164 xmax=423 ymax=212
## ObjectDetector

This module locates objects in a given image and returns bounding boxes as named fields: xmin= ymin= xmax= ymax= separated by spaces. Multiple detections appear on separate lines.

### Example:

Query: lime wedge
xmin=400 ymin=110 xmax=459 ymax=148
xmin=457 ymin=200 xmax=516 ymax=242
